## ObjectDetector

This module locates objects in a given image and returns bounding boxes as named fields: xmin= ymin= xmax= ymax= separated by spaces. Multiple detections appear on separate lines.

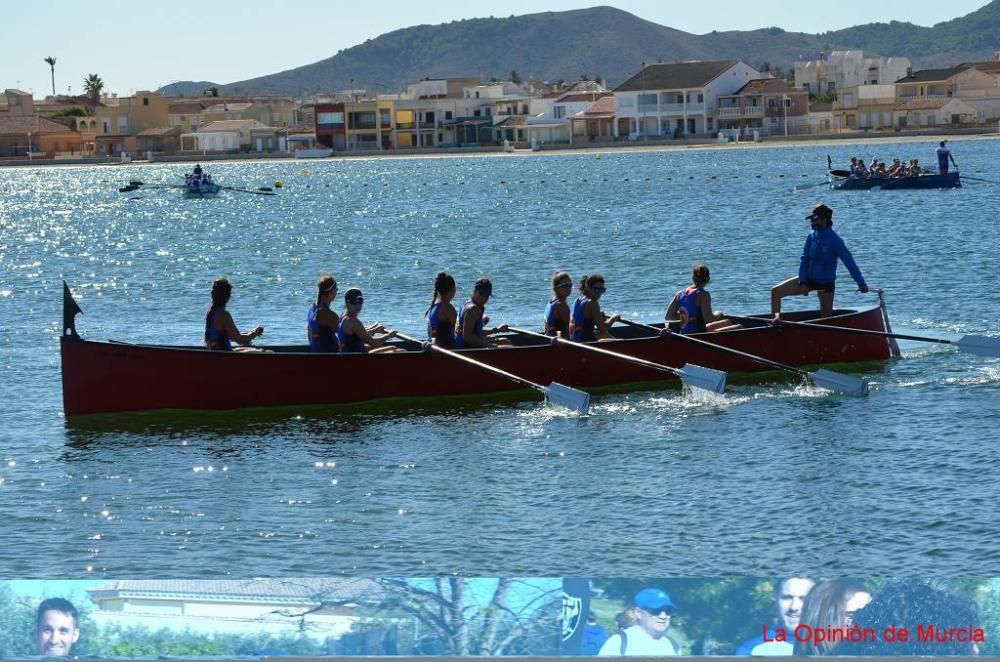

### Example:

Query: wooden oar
xmin=221 ymin=186 xmax=276 ymax=196
xmin=793 ymin=180 xmax=830 ymax=192
xmin=620 ymin=319 xmax=870 ymax=397
xmin=394 ymin=333 xmax=590 ymax=414
xmin=729 ymin=316 xmax=1000 ymax=358
xmin=509 ymin=327 xmax=726 ymax=394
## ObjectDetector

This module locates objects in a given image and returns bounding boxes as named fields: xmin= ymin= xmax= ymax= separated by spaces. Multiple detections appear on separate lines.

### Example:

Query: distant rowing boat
xmin=184 ymin=171 xmax=221 ymax=197
xmin=828 ymin=168 xmax=961 ymax=190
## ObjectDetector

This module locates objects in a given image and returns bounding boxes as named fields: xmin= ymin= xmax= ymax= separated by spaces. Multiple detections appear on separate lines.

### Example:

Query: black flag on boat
xmin=63 ymin=281 xmax=82 ymax=338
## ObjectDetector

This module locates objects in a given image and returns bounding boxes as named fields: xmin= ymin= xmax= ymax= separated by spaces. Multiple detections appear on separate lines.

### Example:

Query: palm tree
xmin=44 ymin=56 xmax=57 ymax=95
xmin=83 ymin=74 xmax=104 ymax=105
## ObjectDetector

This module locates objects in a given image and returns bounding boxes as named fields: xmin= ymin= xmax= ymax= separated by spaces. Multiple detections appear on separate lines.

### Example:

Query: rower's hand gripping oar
xmin=508 ymin=327 xmax=726 ymax=394
xmin=620 ymin=319 xmax=870 ymax=397
xmin=733 ymin=317 xmax=1000 ymax=359
xmin=394 ymin=333 xmax=590 ymax=414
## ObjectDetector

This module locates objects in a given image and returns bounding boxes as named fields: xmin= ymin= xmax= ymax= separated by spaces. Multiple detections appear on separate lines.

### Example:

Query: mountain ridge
xmin=158 ymin=4 xmax=1000 ymax=97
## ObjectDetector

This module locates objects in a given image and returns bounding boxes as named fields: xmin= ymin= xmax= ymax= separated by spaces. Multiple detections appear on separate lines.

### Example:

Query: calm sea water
xmin=2 ymin=139 xmax=999 ymax=578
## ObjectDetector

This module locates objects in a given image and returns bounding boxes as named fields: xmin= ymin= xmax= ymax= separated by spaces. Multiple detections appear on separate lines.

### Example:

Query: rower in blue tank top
xmin=454 ymin=277 xmax=511 ymax=349
xmin=543 ymin=271 xmax=573 ymax=337
xmin=666 ymin=264 xmax=739 ymax=334
xmin=204 ymin=277 xmax=263 ymax=351
xmin=337 ymin=287 xmax=400 ymax=354
xmin=569 ymin=273 xmax=619 ymax=342
xmin=425 ymin=272 xmax=457 ymax=348
xmin=307 ymin=274 xmax=340 ymax=352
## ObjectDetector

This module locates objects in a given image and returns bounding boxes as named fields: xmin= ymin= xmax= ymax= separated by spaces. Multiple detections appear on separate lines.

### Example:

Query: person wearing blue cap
xmin=454 ymin=277 xmax=511 ymax=349
xmin=598 ymin=587 xmax=680 ymax=656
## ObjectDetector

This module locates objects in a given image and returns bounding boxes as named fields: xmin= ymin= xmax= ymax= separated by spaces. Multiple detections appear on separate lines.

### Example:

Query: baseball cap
xmin=806 ymin=203 xmax=833 ymax=221
xmin=634 ymin=587 xmax=676 ymax=612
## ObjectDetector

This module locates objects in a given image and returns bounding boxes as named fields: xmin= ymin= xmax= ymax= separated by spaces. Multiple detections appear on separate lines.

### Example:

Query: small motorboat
xmin=184 ymin=171 xmax=221 ymax=197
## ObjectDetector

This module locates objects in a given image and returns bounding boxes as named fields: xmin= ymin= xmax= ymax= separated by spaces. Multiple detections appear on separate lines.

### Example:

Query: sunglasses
xmin=591 ymin=286 xmax=607 ymax=294
xmin=641 ymin=607 xmax=673 ymax=617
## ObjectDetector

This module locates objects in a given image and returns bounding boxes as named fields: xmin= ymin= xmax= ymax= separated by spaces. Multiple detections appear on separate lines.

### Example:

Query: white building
xmin=86 ymin=578 xmax=382 ymax=641
xmin=795 ymin=51 xmax=911 ymax=95
xmin=613 ymin=60 xmax=762 ymax=137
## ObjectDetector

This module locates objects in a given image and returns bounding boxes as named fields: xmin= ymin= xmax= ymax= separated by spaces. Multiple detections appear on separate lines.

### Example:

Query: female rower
xmin=570 ymin=274 xmax=620 ymax=342
xmin=307 ymin=274 xmax=340 ymax=352
xmin=455 ymin=277 xmax=511 ymax=348
xmin=426 ymin=272 xmax=458 ymax=348
xmin=204 ymin=277 xmax=264 ymax=351
xmin=665 ymin=263 xmax=739 ymax=334
xmin=543 ymin=271 xmax=573 ymax=338
xmin=337 ymin=288 xmax=400 ymax=353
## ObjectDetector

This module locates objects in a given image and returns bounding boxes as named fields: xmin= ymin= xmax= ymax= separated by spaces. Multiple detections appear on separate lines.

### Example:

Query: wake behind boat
xmin=59 ymin=284 xmax=900 ymax=417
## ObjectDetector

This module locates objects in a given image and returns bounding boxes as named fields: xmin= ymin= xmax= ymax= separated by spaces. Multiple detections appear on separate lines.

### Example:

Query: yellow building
xmin=93 ymin=91 xmax=169 ymax=155
xmin=344 ymin=99 xmax=396 ymax=151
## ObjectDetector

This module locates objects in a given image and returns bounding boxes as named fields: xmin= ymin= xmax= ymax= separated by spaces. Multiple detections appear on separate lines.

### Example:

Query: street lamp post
xmin=783 ymin=94 xmax=789 ymax=138
xmin=640 ymin=61 xmax=646 ymax=141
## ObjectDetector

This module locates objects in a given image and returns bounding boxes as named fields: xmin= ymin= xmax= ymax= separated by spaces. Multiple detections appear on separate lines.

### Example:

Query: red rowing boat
xmin=60 ymin=286 xmax=900 ymax=416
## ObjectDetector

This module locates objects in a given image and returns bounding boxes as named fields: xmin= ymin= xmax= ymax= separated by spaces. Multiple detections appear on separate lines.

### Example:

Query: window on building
xmin=827 ymin=81 xmax=836 ymax=93
xmin=697 ymin=93 xmax=704 ymax=103
xmin=707 ymin=117 xmax=713 ymax=129
xmin=784 ymin=97 xmax=791 ymax=108
xmin=426 ymin=111 xmax=435 ymax=124
xmin=553 ymin=106 xmax=566 ymax=119
xmin=117 ymin=117 xmax=128 ymax=134
xmin=143 ymin=97 xmax=149 ymax=106
xmin=445 ymin=111 xmax=453 ymax=120
xmin=474 ymin=110 xmax=481 ymax=117
xmin=803 ymin=82 xmax=811 ymax=93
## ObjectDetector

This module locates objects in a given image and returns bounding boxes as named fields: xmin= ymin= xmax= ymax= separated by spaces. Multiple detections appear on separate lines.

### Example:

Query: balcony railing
xmin=638 ymin=102 xmax=658 ymax=113
xmin=718 ymin=107 xmax=741 ymax=117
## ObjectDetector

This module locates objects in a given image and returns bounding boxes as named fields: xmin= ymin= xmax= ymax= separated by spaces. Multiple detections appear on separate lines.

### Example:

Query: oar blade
xmin=678 ymin=363 xmax=727 ymax=394
xmin=956 ymin=335 xmax=1000 ymax=357
xmin=811 ymin=368 xmax=870 ymax=397
xmin=545 ymin=382 xmax=590 ymax=414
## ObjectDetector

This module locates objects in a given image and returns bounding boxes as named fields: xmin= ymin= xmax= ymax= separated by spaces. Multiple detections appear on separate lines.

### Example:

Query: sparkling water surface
xmin=1 ymin=139 xmax=999 ymax=578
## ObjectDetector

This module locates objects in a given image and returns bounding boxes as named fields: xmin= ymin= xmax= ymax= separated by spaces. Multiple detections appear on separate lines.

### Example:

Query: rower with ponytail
xmin=426 ymin=272 xmax=458 ymax=348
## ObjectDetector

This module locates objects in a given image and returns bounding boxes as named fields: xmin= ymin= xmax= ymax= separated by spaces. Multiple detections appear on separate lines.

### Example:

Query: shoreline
xmin=3 ymin=128 xmax=997 ymax=168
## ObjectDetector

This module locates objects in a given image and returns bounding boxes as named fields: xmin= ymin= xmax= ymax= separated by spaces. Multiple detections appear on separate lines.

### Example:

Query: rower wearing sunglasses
xmin=454 ymin=277 xmax=511 ymax=348
xmin=336 ymin=288 xmax=400 ymax=353
xmin=543 ymin=271 xmax=573 ymax=338
xmin=570 ymin=273 xmax=620 ymax=342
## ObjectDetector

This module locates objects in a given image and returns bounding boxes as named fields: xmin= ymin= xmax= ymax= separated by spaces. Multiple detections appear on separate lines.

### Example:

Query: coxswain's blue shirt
xmin=799 ymin=226 xmax=865 ymax=287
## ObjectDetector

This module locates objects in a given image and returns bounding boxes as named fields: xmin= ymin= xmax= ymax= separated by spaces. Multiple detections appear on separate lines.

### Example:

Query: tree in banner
xmin=264 ymin=578 xmax=562 ymax=656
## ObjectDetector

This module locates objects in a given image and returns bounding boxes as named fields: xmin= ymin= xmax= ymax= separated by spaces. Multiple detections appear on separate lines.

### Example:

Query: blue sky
xmin=2 ymin=0 xmax=990 ymax=96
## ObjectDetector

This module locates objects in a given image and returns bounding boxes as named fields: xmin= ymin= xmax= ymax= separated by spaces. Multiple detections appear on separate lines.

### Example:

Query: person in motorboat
xmin=664 ymin=263 xmax=739 ymax=334
xmin=770 ymin=203 xmax=869 ymax=320
xmin=337 ymin=288 xmax=400 ymax=353
xmin=426 ymin=272 xmax=458 ymax=348
xmin=204 ymin=277 xmax=264 ymax=351
xmin=307 ymin=274 xmax=340 ymax=352
xmin=543 ymin=271 xmax=573 ymax=338
xmin=455 ymin=277 xmax=511 ymax=348
xmin=570 ymin=273 xmax=620 ymax=342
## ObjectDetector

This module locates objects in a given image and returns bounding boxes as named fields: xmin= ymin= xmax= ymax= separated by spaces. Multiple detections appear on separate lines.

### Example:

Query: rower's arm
xmin=461 ymin=307 xmax=491 ymax=348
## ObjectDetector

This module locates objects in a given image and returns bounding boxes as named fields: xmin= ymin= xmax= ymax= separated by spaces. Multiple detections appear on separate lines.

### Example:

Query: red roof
xmin=0 ymin=115 xmax=78 ymax=134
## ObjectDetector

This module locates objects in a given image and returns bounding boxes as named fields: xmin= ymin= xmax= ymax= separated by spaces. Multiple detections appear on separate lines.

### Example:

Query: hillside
xmin=159 ymin=4 xmax=1000 ymax=96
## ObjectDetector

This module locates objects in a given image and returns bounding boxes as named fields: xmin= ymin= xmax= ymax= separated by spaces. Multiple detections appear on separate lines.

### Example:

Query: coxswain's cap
xmin=806 ymin=203 xmax=833 ymax=221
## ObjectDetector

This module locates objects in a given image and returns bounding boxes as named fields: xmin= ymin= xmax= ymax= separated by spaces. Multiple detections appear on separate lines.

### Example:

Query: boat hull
xmin=61 ymin=305 xmax=897 ymax=416
xmin=184 ymin=183 xmax=221 ymax=198
xmin=828 ymin=170 xmax=961 ymax=190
